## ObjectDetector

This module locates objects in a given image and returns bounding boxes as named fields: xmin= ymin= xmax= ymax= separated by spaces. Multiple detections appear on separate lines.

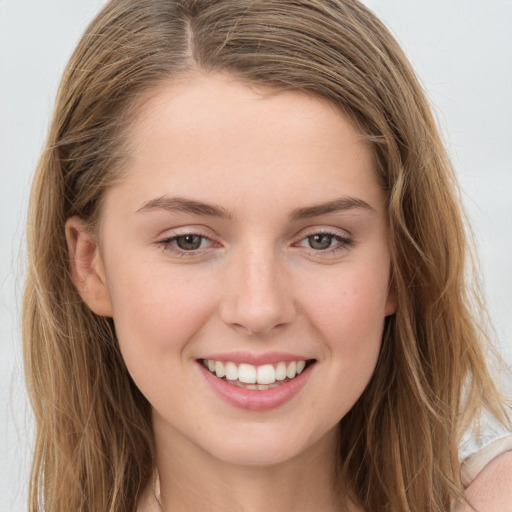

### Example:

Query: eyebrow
xmin=136 ymin=196 xmax=233 ymax=219
xmin=136 ymin=195 xmax=374 ymax=220
xmin=288 ymin=196 xmax=374 ymax=221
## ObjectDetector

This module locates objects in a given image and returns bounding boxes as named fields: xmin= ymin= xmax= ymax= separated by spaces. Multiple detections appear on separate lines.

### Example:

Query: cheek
xmin=304 ymin=263 xmax=390 ymax=345
xmin=304 ymin=276 xmax=386 ymax=423
xmin=301 ymin=262 xmax=388 ymax=400
xmin=105 ymin=261 xmax=217 ymax=373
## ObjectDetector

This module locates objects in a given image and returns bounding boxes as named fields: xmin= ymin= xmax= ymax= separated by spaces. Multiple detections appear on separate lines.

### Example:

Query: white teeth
xmin=238 ymin=363 xmax=257 ymax=384
xmin=215 ymin=361 xmax=226 ymax=378
xmin=225 ymin=362 xmax=238 ymax=381
xmin=286 ymin=361 xmax=297 ymax=379
xmin=275 ymin=362 xmax=287 ymax=381
xmin=205 ymin=359 xmax=310 ymax=385
xmin=256 ymin=364 xmax=276 ymax=384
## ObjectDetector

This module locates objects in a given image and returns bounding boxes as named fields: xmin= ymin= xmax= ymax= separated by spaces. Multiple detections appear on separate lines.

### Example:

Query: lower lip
xmin=198 ymin=362 xmax=313 ymax=411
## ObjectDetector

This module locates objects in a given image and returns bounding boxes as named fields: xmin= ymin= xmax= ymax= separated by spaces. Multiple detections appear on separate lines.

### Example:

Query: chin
xmin=200 ymin=425 xmax=331 ymax=468
xmin=210 ymin=443 xmax=302 ymax=467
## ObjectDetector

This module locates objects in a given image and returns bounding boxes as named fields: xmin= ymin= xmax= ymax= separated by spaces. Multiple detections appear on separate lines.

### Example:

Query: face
xmin=70 ymin=73 xmax=396 ymax=468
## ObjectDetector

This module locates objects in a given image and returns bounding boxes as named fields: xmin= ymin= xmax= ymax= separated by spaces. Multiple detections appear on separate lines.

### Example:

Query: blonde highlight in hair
xmin=23 ymin=1 xmax=508 ymax=511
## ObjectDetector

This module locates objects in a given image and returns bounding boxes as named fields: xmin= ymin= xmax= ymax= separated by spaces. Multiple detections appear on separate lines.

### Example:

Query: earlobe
xmin=65 ymin=216 xmax=113 ymax=317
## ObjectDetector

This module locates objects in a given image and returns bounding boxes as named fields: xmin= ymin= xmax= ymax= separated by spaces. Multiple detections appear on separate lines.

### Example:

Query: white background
xmin=1 ymin=1 xmax=511 ymax=510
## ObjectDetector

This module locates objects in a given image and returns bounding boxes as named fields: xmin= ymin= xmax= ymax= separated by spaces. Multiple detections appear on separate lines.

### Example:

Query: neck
xmin=153 ymin=417 xmax=343 ymax=512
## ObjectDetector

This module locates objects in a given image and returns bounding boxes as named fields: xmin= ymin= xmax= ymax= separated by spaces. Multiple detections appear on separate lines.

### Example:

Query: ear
xmin=65 ymin=216 xmax=113 ymax=317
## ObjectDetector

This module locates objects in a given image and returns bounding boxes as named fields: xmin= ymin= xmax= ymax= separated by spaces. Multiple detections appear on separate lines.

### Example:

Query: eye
xmin=174 ymin=234 xmax=205 ymax=251
xmin=157 ymin=232 xmax=216 ymax=256
xmin=296 ymin=230 xmax=352 ymax=254
xmin=307 ymin=233 xmax=337 ymax=250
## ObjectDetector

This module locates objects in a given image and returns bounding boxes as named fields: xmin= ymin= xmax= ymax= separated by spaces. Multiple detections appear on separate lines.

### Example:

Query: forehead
xmin=131 ymin=73 xmax=369 ymax=151
xmin=111 ymin=73 xmax=382 ymax=216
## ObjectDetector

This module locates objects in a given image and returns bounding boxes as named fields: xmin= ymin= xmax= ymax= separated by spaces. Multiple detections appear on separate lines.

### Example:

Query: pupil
xmin=309 ymin=234 xmax=332 ymax=250
xmin=177 ymin=234 xmax=202 ymax=250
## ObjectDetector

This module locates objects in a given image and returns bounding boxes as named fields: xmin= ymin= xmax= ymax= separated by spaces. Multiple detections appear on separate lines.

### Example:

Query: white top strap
xmin=460 ymin=435 xmax=512 ymax=487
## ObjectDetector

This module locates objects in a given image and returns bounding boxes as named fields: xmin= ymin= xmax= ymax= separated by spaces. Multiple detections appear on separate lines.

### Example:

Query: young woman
xmin=23 ymin=1 xmax=511 ymax=511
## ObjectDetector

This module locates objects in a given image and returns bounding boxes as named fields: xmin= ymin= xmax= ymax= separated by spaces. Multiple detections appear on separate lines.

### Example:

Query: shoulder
xmin=454 ymin=450 xmax=512 ymax=512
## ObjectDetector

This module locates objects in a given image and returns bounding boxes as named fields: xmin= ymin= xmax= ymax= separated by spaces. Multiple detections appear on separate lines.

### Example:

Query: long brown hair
xmin=23 ymin=1 xmax=508 ymax=510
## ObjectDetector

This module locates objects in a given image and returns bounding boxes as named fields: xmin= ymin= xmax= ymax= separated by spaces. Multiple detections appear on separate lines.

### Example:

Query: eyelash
xmin=157 ymin=232 xmax=216 ymax=257
xmin=156 ymin=230 xmax=352 ymax=257
xmin=295 ymin=230 xmax=352 ymax=255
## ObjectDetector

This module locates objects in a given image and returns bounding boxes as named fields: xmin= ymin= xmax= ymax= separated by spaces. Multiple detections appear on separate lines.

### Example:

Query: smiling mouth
xmin=200 ymin=359 xmax=316 ymax=390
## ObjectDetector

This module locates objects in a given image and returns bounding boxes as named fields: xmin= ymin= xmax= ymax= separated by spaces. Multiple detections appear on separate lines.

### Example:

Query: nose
xmin=219 ymin=243 xmax=296 ymax=336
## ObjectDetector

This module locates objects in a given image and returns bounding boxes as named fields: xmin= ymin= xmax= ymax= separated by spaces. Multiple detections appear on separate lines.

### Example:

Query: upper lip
xmin=198 ymin=351 xmax=313 ymax=366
